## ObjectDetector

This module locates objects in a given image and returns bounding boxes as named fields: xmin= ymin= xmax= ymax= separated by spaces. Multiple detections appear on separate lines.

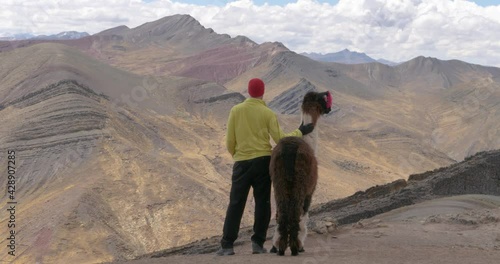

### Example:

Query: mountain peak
xmin=137 ymin=14 xmax=202 ymax=32
xmin=406 ymin=56 xmax=442 ymax=67
xmin=34 ymin=31 xmax=90 ymax=40
xmin=96 ymin=25 xmax=130 ymax=36
xmin=155 ymin=14 xmax=199 ymax=26
xmin=0 ymin=31 xmax=89 ymax=40
xmin=95 ymin=15 xmax=202 ymax=38
xmin=414 ymin=55 xmax=437 ymax=61
xmin=302 ymin=49 xmax=399 ymax=66
xmin=302 ymin=49 xmax=375 ymax=64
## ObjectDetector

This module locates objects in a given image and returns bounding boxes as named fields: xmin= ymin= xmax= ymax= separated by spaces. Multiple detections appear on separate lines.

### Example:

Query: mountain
xmin=0 ymin=33 xmax=36 ymax=41
xmin=376 ymin=58 xmax=399 ymax=66
xmin=302 ymin=49 xmax=398 ymax=66
xmin=0 ymin=42 xmax=236 ymax=263
xmin=0 ymin=31 xmax=89 ymax=41
xmin=302 ymin=49 xmax=377 ymax=64
xmin=94 ymin=14 xmax=256 ymax=55
xmin=1 ymin=14 xmax=500 ymax=263
xmin=33 ymin=31 xmax=90 ymax=40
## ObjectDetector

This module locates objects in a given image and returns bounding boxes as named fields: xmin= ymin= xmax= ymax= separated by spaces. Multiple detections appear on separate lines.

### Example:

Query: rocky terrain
xmin=125 ymin=149 xmax=500 ymax=261
xmin=122 ymin=193 xmax=500 ymax=264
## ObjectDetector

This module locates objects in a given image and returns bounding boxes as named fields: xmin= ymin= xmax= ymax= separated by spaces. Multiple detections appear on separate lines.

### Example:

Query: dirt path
xmin=121 ymin=195 xmax=500 ymax=264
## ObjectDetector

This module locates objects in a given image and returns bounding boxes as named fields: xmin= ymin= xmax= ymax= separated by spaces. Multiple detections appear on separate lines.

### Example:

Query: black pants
xmin=220 ymin=156 xmax=272 ymax=248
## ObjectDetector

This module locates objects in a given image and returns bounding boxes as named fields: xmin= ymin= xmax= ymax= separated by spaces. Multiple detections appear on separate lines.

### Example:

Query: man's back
xmin=227 ymin=98 xmax=275 ymax=161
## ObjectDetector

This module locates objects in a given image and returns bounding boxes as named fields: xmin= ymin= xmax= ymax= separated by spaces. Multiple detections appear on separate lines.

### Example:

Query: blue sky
xmin=471 ymin=0 xmax=500 ymax=6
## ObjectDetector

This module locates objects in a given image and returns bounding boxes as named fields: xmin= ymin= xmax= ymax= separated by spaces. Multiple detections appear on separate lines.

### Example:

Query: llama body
xmin=270 ymin=91 xmax=332 ymax=256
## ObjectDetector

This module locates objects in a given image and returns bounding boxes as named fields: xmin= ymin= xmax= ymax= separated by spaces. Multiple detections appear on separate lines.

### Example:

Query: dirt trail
xmin=120 ymin=195 xmax=500 ymax=264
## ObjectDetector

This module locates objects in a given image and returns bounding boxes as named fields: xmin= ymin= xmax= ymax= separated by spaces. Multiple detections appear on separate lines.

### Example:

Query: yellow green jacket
xmin=226 ymin=98 xmax=302 ymax=161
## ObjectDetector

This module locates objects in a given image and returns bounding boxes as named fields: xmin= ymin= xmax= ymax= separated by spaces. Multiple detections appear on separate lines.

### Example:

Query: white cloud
xmin=1 ymin=0 xmax=499 ymax=66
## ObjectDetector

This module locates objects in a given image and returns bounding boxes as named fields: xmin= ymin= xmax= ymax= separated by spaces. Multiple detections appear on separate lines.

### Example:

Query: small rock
xmin=324 ymin=217 xmax=334 ymax=222
xmin=327 ymin=225 xmax=336 ymax=233
xmin=315 ymin=226 xmax=328 ymax=234
xmin=311 ymin=220 xmax=328 ymax=234
xmin=353 ymin=221 xmax=364 ymax=229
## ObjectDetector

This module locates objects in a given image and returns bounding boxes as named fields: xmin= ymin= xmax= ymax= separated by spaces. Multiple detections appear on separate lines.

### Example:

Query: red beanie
xmin=248 ymin=78 xmax=265 ymax=98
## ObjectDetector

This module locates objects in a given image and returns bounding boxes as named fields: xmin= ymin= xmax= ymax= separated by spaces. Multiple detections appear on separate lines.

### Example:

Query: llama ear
xmin=324 ymin=91 xmax=332 ymax=109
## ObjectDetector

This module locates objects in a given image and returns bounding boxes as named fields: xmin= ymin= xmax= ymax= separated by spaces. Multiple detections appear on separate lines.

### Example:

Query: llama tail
xmin=282 ymin=142 xmax=298 ymax=183
xmin=277 ymin=142 xmax=302 ymax=255
xmin=287 ymin=199 xmax=301 ymax=256
xmin=277 ymin=201 xmax=289 ymax=255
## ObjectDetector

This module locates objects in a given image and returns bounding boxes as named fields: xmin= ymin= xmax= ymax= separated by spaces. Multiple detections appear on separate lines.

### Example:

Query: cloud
xmin=1 ymin=0 xmax=499 ymax=66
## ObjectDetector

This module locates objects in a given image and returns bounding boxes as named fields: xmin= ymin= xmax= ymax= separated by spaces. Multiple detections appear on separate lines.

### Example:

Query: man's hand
xmin=299 ymin=122 xmax=314 ymax=136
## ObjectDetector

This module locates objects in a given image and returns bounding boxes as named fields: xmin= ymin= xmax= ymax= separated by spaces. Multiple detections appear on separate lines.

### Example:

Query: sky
xmin=1 ymin=0 xmax=500 ymax=66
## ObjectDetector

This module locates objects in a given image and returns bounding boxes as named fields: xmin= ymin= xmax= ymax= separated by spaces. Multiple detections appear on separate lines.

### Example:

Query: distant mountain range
xmin=0 ymin=31 xmax=89 ymax=41
xmin=302 ymin=49 xmax=399 ymax=66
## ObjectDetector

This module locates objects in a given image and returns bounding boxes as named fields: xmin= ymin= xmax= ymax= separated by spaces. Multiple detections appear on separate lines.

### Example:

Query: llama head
xmin=301 ymin=91 xmax=333 ymax=118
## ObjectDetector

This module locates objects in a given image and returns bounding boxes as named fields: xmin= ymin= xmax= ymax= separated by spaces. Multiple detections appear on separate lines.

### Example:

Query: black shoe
xmin=252 ymin=242 xmax=267 ymax=254
xmin=215 ymin=247 xmax=235 ymax=256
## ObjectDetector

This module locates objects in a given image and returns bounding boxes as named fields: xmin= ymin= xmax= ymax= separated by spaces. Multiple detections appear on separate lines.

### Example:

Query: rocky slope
xmin=130 ymin=149 xmax=500 ymax=260
xmin=0 ymin=43 xmax=241 ymax=263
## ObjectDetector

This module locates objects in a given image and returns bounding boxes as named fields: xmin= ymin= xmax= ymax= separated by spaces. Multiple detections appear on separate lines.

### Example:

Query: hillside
xmin=123 ymin=149 xmax=500 ymax=263
xmin=0 ymin=43 xmax=241 ymax=263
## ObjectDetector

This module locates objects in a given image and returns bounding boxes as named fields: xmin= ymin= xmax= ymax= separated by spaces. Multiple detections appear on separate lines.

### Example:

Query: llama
xmin=270 ymin=90 xmax=332 ymax=256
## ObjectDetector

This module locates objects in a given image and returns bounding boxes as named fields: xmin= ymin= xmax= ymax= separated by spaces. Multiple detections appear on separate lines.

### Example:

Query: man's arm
xmin=226 ymin=109 xmax=236 ymax=156
xmin=268 ymin=113 xmax=302 ymax=144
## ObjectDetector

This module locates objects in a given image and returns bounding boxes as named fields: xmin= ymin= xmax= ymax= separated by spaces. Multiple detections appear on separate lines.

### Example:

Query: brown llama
xmin=270 ymin=90 xmax=332 ymax=256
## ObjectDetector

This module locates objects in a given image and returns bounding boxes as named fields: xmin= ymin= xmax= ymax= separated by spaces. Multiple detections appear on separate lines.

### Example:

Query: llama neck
xmin=301 ymin=112 xmax=318 ymax=155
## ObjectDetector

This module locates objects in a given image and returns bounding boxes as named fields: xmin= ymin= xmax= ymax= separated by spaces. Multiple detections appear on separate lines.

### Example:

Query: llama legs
xmin=277 ymin=217 xmax=288 ymax=256
xmin=298 ymin=212 xmax=309 ymax=251
xmin=289 ymin=219 xmax=301 ymax=256
xmin=271 ymin=214 xmax=308 ymax=254
xmin=271 ymin=224 xmax=280 ymax=253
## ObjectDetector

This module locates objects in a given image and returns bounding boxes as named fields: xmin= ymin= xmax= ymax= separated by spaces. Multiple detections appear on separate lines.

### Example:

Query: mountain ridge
xmin=0 ymin=31 xmax=89 ymax=41
xmin=302 ymin=49 xmax=398 ymax=66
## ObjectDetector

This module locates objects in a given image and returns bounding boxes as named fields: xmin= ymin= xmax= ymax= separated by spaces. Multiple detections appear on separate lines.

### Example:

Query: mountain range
xmin=0 ymin=14 xmax=499 ymax=263
xmin=0 ymin=31 xmax=89 ymax=41
xmin=302 ymin=49 xmax=399 ymax=66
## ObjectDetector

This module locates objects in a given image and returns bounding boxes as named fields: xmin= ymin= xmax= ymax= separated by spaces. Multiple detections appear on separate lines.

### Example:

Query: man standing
xmin=216 ymin=78 xmax=314 ymax=256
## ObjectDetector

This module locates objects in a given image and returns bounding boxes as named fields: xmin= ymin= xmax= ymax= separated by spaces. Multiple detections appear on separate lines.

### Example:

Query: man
xmin=216 ymin=78 xmax=314 ymax=256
